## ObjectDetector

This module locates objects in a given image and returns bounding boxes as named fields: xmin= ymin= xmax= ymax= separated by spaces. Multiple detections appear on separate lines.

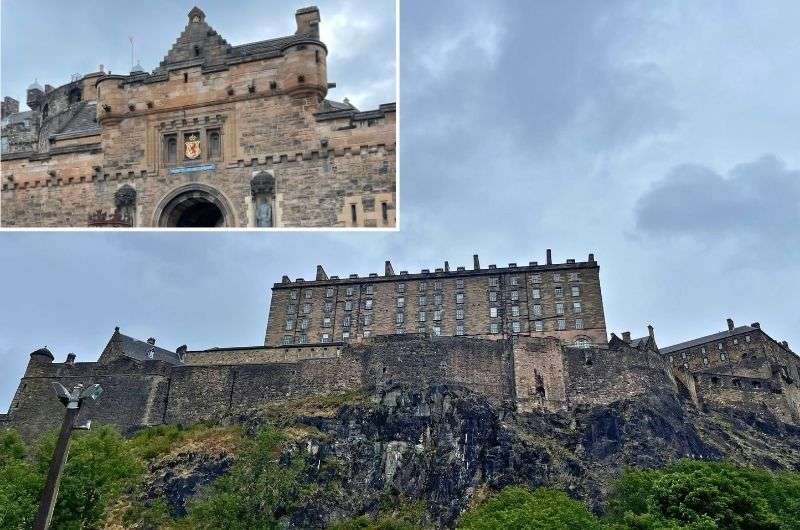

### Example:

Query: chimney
xmin=473 ymin=254 xmax=480 ymax=270
xmin=281 ymin=275 xmax=291 ymax=284
xmin=546 ymin=249 xmax=552 ymax=265
xmin=316 ymin=265 xmax=328 ymax=281
xmin=384 ymin=260 xmax=394 ymax=276
xmin=751 ymin=322 xmax=760 ymax=329
xmin=147 ymin=337 xmax=156 ymax=345
xmin=176 ymin=345 xmax=187 ymax=362
xmin=65 ymin=353 xmax=76 ymax=366
xmin=622 ymin=331 xmax=631 ymax=343
xmin=647 ymin=324 xmax=654 ymax=339
xmin=726 ymin=318 xmax=734 ymax=331
xmin=781 ymin=341 xmax=789 ymax=349
xmin=295 ymin=6 xmax=320 ymax=38
xmin=444 ymin=261 xmax=450 ymax=272
xmin=588 ymin=253 xmax=595 ymax=262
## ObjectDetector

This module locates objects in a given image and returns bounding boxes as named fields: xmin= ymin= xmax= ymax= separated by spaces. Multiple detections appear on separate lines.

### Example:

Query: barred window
xmin=300 ymin=319 xmax=308 ymax=330
xmin=554 ymin=286 xmax=563 ymax=298
xmin=419 ymin=311 xmax=426 ymax=322
xmin=556 ymin=302 xmax=564 ymax=315
xmin=397 ymin=297 xmax=405 ymax=308
xmin=285 ymin=319 xmax=295 ymax=330
xmin=299 ymin=334 xmax=308 ymax=344
xmin=490 ymin=307 xmax=498 ymax=318
xmin=433 ymin=326 xmax=442 ymax=336
xmin=489 ymin=277 xmax=499 ymax=287
xmin=433 ymin=310 xmax=443 ymax=321
xmin=396 ymin=312 xmax=404 ymax=324
xmin=534 ymin=320 xmax=544 ymax=332
xmin=324 ymin=302 xmax=333 ymax=312
xmin=531 ymin=288 xmax=541 ymax=299
xmin=490 ymin=323 xmax=499 ymax=334
xmin=364 ymin=314 xmax=373 ymax=326
xmin=533 ymin=304 xmax=542 ymax=317
xmin=489 ymin=292 xmax=498 ymax=302
xmin=456 ymin=292 xmax=464 ymax=304
xmin=575 ymin=318 xmax=583 ymax=330
xmin=345 ymin=300 xmax=353 ymax=311
xmin=511 ymin=305 xmax=520 ymax=317
xmin=456 ymin=279 xmax=464 ymax=288
xmin=557 ymin=319 xmax=566 ymax=331
xmin=573 ymin=302 xmax=582 ymax=314
xmin=419 ymin=295 xmax=427 ymax=306
xmin=510 ymin=290 xmax=519 ymax=301
xmin=456 ymin=308 xmax=464 ymax=320
xmin=325 ymin=287 xmax=334 ymax=298
xmin=342 ymin=315 xmax=351 ymax=327
xmin=282 ymin=335 xmax=293 ymax=345
xmin=365 ymin=299 xmax=373 ymax=310
xmin=511 ymin=321 xmax=521 ymax=333
xmin=456 ymin=324 xmax=465 ymax=336
xmin=571 ymin=286 xmax=580 ymax=297
xmin=532 ymin=274 xmax=541 ymax=284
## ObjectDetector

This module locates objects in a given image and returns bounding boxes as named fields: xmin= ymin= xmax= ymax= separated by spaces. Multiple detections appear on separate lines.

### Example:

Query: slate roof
xmin=320 ymin=99 xmax=358 ymax=112
xmin=118 ymin=333 xmax=182 ymax=364
xmin=50 ymin=102 xmax=100 ymax=139
xmin=1 ymin=110 xmax=33 ymax=127
xmin=660 ymin=325 xmax=758 ymax=354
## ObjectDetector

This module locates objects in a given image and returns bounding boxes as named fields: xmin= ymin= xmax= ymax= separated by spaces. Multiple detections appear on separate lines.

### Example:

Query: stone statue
xmin=256 ymin=201 xmax=272 ymax=227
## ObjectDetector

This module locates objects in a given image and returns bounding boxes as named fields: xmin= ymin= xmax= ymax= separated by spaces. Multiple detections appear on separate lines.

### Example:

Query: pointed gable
xmin=156 ymin=7 xmax=231 ymax=72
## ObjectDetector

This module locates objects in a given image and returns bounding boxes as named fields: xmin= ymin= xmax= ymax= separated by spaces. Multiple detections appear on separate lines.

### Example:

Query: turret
xmin=26 ymin=80 xmax=44 ymax=111
xmin=1 ymin=97 xmax=19 ymax=119
xmin=29 ymin=347 xmax=54 ymax=364
xmin=95 ymin=74 xmax=128 ymax=124
xmin=295 ymin=6 xmax=320 ymax=38
xmin=280 ymin=39 xmax=328 ymax=99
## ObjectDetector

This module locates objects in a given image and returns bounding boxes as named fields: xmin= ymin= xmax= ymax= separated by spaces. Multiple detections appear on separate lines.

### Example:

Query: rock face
xmin=139 ymin=381 xmax=800 ymax=528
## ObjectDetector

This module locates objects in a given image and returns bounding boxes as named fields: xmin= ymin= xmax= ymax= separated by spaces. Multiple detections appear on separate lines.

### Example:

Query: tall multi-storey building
xmin=264 ymin=251 xmax=607 ymax=347
xmin=0 ymin=6 xmax=396 ymax=228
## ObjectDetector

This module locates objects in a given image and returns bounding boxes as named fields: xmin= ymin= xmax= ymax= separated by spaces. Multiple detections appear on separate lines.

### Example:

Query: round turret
xmin=29 ymin=347 xmax=54 ymax=363
xmin=280 ymin=41 xmax=328 ymax=99
xmin=95 ymin=74 xmax=128 ymax=124
xmin=26 ymin=80 xmax=44 ymax=110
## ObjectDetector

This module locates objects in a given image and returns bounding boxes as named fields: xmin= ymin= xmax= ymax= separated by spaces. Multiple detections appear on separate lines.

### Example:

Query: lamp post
xmin=33 ymin=382 xmax=103 ymax=530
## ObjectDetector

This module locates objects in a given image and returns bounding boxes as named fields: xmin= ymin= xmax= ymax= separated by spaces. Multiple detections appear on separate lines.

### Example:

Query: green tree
xmin=457 ymin=486 xmax=601 ymax=530
xmin=0 ymin=430 xmax=42 ymax=530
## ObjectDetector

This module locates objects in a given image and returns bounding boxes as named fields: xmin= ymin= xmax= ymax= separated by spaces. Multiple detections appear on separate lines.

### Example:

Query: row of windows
xmin=670 ymin=334 xmax=754 ymax=358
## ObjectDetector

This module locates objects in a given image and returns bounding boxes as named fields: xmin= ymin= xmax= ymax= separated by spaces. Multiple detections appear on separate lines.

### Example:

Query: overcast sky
xmin=2 ymin=0 xmax=799 ymax=411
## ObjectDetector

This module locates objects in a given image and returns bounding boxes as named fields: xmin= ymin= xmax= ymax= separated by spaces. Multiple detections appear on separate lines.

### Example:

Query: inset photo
xmin=0 ymin=1 xmax=397 ymax=229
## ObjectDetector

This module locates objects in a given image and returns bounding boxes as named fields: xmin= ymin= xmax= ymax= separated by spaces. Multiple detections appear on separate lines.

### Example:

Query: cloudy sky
xmin=2 ymin=0 xmax=799 ymax=410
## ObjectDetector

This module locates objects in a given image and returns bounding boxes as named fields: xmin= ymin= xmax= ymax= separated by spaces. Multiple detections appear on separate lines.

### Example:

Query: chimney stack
xmin=751 ymin=322 xmax=760 ymax=329
xmin=588 ymin=252 xmax=595 ymax=262
xmin=726 ymin=318 xmax=734 ymax=331
xmin=473 ymin=254 xmax=480 ymax=270
xmin=781 ymin=341 xmax=789 ymax=349
xmin=622 ymin=331 xmax=631 ymax=343
xmin=295 ymin=6 xmax=321 ymax=38
xmin=444 ymin=260 xmax=450 ymax=272
xmin=647 ymin=324 xmax=654 ymax=339
xmin=384 ymin=260 xmax=394 ymax=276
xmin=65 ymin=353 xmax=76 ymax=366
xmin=316 ymin=265 xmax=328 ymax=281
xmin=147 ymin=337 xmax=156 ymax=345
xmin=546 ymin=249 xmax=552 ymax=265
xmin=176 ymin=345 xmax=187 ymax=362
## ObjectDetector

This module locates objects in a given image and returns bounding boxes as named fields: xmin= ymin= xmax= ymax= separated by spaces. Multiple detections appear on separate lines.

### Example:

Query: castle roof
xmin=49 ymin=101 xmax=100 ymax=140
xmin=661 ymin=325 xmax=760 ymax=354
xmin=118 ymin=333 xmax=181 ymax=364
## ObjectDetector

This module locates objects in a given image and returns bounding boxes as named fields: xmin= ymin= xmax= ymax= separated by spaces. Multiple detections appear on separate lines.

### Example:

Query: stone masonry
xmin=0 ymin=6 xmax=396 ymax=228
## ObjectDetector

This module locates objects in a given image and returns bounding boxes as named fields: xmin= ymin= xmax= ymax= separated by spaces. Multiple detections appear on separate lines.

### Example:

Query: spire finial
xmin=188 ymin=6 xmax=205 ymax=23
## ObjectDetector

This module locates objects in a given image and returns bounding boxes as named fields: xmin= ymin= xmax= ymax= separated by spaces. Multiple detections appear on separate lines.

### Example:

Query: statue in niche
xmin=251 ymin=170 xmax=275 ymax=227
xmin=114 ymin=185 xmax=137 ymax=226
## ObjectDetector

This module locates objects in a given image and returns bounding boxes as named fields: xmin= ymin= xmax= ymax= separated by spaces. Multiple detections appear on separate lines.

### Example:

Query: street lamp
xmin=33 ymin=382 xmax=103 ymax=530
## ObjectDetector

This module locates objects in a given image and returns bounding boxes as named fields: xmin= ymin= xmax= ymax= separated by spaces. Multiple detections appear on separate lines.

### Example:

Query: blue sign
xmin=169 ymin=164 xmax=216 ymax=174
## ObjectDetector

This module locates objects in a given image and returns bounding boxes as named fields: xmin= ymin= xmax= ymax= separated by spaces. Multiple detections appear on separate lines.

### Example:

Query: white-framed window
xmin=434 ymin=294 xmax=442 ymax=305
xmin=397 ymin=297 xmax=405 ymax=308
xmin=456 ymin=293 xmax=464 ymax=304
xmin=342 ymin=331 xmax=350 ymax=340
xmin=571 ymin=286 xmax=580 ymax=297
xmin=554 ymin=286 xmax=563 ymax=298
xmin=396 ymin=312 xmax=404 ymax=324
xmin=511 ymin=305 xmax=520 ymax=317
xmin=456 ymin=324 xmax=465 ymax=336
xmin=299 ymin=334 xmax=308 ymax=344
xmin=556 ymin=302 xmax=564 ymax=315
xmin=282 ymin=335 xmax=292 ymax=345
xmin=733 ymin=338 xmax=738 ymax=345
xmin=531 ymin=288 xmax=541 ymax=299
xmin=553 ymin=273 xmax=563 ymax=282
xmin=433 ymin=310 xmax=443 ymax=321
xmin=745 ymin=335 xmax=751 ymax=343
xmin=533 ymin=304 xmax=542 ymax=317
xmin=364 ymin=314 xmax=373 ymax=326
xmin=322 ymin=333 xmax=331 ymax=343
xmin=490 ymin=307 xmax=498 ymax=318
xmin=287 ymin=304 xmax=297 ymax=313
xmin=703 ymin=357 xmax=709 ymax=366
xmin=325 ymin=287 xmax=334 ymax=298
xmin=490 ymin=323 xmax=499 ymax=334
xmin=489 ymin=291 xmax=498 ymax=302
xmin=398 ymin=283 xmax=406 ymax=293
xmin=557 ymin=319 xmax=566 ymax=330
xmin=365 ymin=299 xmax=374 ymax=310
xmin=510 ymin=276 xmax=519 ymax=286
xmin=510 ymin=290 xmax=519 ymax=301
xmin=701 ymin=346 xmax=706 ymax=354
xmin=342 ymin=315 xmax=351 ymax=327
xmin=433 ymin=326 xmax=442 ymax=336
xmin=534 ymin=320 xmax=544 ymax=332
xmin=303 ymin=303 xmax=311 ymax=314
xmin=456 ymin=279 xmax=464 ymax=289
xmin=305 ymin=290 xmax=313 ymax=299
xmin=489 ymin=277 xmax=499 ymax=287
xmin=419 ymin=295 xmax=427 ymax=306
xmin=419 ymin=311 xmax=426 ymax=322
xmin=511 ymin=321 xmax=521 ymax=333
xmin=574 ymin=337 xmax=591 ymax=348
xmin=573 ymin=302 xmax=582 ymax=314
xmin=532 ymin=274 xmax=541 ymax=284
xmin=345 ymin=300 xmax=353 ymax=311
xmin=434 ymin=280 xmax=442 ymax=290
xmin=569 ymin=272 xmax=579 ymax=281
xmin=720 ymin=352 xmax=727 ymax=361
xmin=324 ymin=302 xmax=333 ymax=312
xmin=290 ymin=290 xmax=299 ymax=300
xmin=285 ymin=319 xmax=295 ymax=330
xmin=419 ymin=281 xmax=426 ymax=291
xmin=456 ymin=308 xmax=464 ymax=320
xmin=323 ymin=317 xmax=331 ymax=327
xmin=717 ymin=343 xmax=723 ymax=350
xmin=575 ymin=318 xmax=583 ymax=330
xmin=346 ymin=286 xmax=354 ymax=296
xmin=300 ymin=318 xmax=309 ymax=330
xmin=364 ymin=284 xmax=373 ymax=295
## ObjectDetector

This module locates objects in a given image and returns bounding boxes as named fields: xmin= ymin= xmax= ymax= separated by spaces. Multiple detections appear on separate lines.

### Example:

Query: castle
xmin=2 ymin=253 xmax=799 ymax=441
xmin=0 ymin=6 xmax=396 ymax=227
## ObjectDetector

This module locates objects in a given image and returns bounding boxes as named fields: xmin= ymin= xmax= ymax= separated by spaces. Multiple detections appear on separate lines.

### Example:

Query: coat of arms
xmin=185 ymin=134 xmax=201 ymax=159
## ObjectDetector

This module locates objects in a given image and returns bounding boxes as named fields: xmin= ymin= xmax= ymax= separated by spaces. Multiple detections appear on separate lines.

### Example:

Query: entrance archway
xmin=153 ymin=184 xmax=236 ymax=227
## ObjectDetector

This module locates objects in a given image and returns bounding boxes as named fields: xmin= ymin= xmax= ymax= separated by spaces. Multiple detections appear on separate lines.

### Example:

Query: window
xmin=419 ymin=281 xmax=426 ymax=291
xmin=489 ymin=277 xmax=499 ymax=287
xmin=324 ymin=302 xmax=333 ymax=312
xmin=419 ymin=295 xmax=427 ymax=306
xmin=510 ymin=276 xmax=519 ymax=286
xmin=345 ymin=300 xmax=353 ymax=311
xmin=571 ymin=286 xmax=580 ymax=297
xmin=553 ymin=273 xmax=562 ymax=282
xmin=456 ymin=293 xmax=464 ymax=304
xmin=303 ymin=303 xmax=311 ymax=314
xmin=364 ymin=314 xmax=373 ymax=326
xmin=325 ymin=287 xmax=334 ymax=298
xmin=300 ymin=318 xmax=308 ymax=330
xmin=575 ymin=318 xmax=583 ymax=330
xmin=396 ymin=312 xmax=404 ymax=324
xmin=283 ymin=335 xmax=293 ymax=345
xmin=512 ymin=321 xmax=521 ymax=333
xmin=208 ymin=129 xmax=221 ymax=159
xmin=720 ymin=352 xmax=727 ymax=361
xmin=342 ymin=331 xmax=350 ymax=340
xmin=433 ymin=326 xmax=442 ymax=336
xmin=701 ymin=347 xmax=706 ymax=354
xmin=703 ymin=357 xmax=709 ymax=366
xmin=490 ymin=307 xmax=498 ymax=318
xmin=298 ymin=334 xmax=308 ymax=344
xmin=531 ymin=288 xmax=541 ymax=299
xmin=510 ymin=290 xmax=519 ymax=301
xmin=557 ymin=319 xmax=566 ymax=331
xmin=569 ymin=272 xmax=579 ymax=281
xmin=554 ymin=286 xmax=563 ymax=298
xmin=532 ymin=274 xmax=541 ymax=284
xmin=456 ymin=308 xmax=464 ymax=320
xmin=534 ymin=321 xmax=544 ymax=332
xmin=305 ymin=290 xmax=313 ymax=299
xmin=490 ymin=323 xmax=499 ymax=334
xmin=556 ymin=302 xmax=564 ymax=315
xmin=365 ymin=299 xmax=373 ymax=310
xmin=290 ymin=290 xmax=299 ymax=300
xmin=397 ymin=297 xmax=405 ymax=308
xmin=350 ymin=204 xmax=357 ymax=223
xmin=733 ymin=338 xmax=738 ymax=345
xmin=434 ymin=280 xmax=442 ymax=290
xmin=533 ymin=304 xmax=542 ymax=317
xmin=489 ymin=291 xmax=498 ymax=302
xmin=434 ymin=294 xmax=442 ymax=305
xmin=398 ymin=283 xmax=406 ymax=293
xmin=323 ymin=317 xmax=331 ymax=327
xmin=346 ymin=286 xmax=354 ymax=296
xmin=433 ymin=310 xmax=443 ymax=321
xmin=456 ymin=279 xmax=464 ymax=288
xmin=365 ymin=285 xmax=374 ymax=295
xmin=285 ymin=319 xmax=295 ymax=330
xmin=717 ymin=343 xmax=723 ymax=350
xmin=165 ymin=134 xmax=177 ymax=164
xmin=363 ymin=330 xmax=371 ymax=338
xmin=745 ymin=335 xmax=751 ymax=343
xmin=419 ymin=311 xmax=426 ymax=322
xmin=382 ymin=202 xmax=388 ymax=223
xmin=456 ymin=325 xmax=465 ymax=336
xmin=342 ymin=315 xmax=351 ymax=327
xmin=287 ymin=304 xmax=297 ymax=313
xmin=321 ymin=333 xmax=330 ymax=343
xmin=511 ymin=305 xmax=520 ymax=317
xmin=573 ymin=302 xmax=582 ymax=313
xmin=574 ymin=337 xmax=591 ymax=348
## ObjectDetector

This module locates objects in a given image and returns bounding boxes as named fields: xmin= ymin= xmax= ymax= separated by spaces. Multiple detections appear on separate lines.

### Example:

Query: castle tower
xmin=26 ymin=80 xmax=44 ymax=111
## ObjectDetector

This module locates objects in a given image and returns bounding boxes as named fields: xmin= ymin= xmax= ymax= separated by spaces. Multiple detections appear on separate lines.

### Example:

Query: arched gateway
xmin=153 ymin=184 xmax=236 ymax=227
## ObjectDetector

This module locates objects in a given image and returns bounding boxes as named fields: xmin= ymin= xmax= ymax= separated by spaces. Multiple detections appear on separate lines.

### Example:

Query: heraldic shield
xmin=185 ymin=134 xmax=201 ymax=159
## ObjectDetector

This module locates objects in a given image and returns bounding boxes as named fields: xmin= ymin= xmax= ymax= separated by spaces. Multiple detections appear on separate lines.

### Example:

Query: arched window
xmin=166 ymin=135 xmax=177 ymax=164
xmin=208 ymin=129 xmax=221 ymax=159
